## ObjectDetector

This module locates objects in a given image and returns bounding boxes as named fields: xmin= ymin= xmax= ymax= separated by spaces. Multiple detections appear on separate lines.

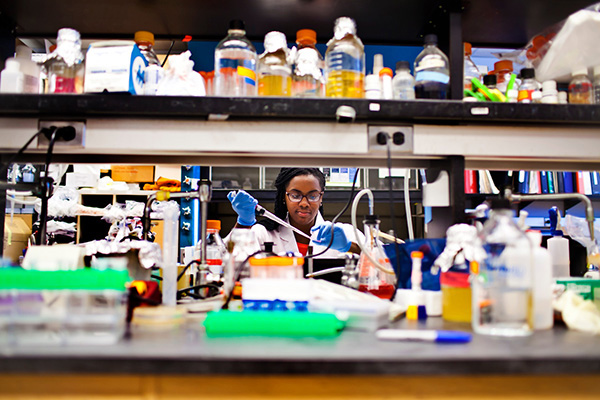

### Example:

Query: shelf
xmin=1 ymin=95 xmax=600 ymax=171
xmin=0 ymin=0 xmax=595 ymax=47
xmin=211 ymin=189 xmax=422 ymax=203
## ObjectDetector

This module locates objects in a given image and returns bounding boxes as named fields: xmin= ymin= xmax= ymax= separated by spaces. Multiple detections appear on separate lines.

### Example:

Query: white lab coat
xmin=227 ymin=212 xmax=364 ymax=258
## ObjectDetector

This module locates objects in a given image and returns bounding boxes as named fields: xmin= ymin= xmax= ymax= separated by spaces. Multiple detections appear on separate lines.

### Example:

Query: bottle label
xmin=237 ymin=66 xmax=256 ymax=86
xmin=52 ymin=75 xmax=76 ymax=93
xmin=517 ymin=89 xmax=534 ymax=102
xmin=327 ymin=51 xmax=362 ymax=72
xmin=415 ymin=71 xmax=449 ymax=84
xmin=415 ymin=58 xmax=446 ymax=72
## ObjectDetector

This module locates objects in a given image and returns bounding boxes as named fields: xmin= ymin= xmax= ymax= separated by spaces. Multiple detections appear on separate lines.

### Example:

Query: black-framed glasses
xmin=286 ymin=191 xmax=323 ymax=203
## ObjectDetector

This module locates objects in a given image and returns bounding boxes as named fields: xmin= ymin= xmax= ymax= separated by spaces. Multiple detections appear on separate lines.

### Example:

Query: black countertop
xmin=1 ymin=316 xmax=599 ymax=376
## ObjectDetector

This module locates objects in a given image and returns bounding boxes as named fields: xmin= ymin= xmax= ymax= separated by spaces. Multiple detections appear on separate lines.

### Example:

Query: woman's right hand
xmin=227 ymin=190 xmax=258 ymax=226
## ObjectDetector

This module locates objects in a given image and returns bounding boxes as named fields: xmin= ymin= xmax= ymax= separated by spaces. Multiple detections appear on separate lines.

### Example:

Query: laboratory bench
xmin=0 ymin=316 xmax=599 ymax=398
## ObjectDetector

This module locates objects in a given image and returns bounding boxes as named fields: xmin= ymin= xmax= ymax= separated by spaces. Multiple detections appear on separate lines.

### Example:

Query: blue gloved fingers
xmin=311 ymin=222 xmax=351 ymax=252
xmin=228 ymin=190 xmax=258 ymax=226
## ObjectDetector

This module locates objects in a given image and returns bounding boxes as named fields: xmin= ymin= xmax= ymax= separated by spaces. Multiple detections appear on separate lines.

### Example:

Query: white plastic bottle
xmin=0 ymin=59 xmax=24 ymax=93
xmin=593 ymin=65 xmax=600 ymax=104
xmin=14 ymin=45 xmax=41 ymax=93
xmin=134 ymin=31 xmax=162 ymax=95
xmin=364 ymin=74 xmax=381 ymax=99
xmin=414 ymin=34 xmax=450 ymax=99
xmin=379 ymin=67 xmax=393 ymax=100
xmin=526 ymin=230 xmax=554 ymax=330
xmin=547 ymin=231 xmax=570 ymax=277
xmin=214 ymin=20 xmax=258 ymax=97
xmin=392 ymin=61 xmax=415 ymax=100
xmin=541 ymin=80 xmax=558 ymax=104
xmin=325 ymin=17 xmax=365 ymax=98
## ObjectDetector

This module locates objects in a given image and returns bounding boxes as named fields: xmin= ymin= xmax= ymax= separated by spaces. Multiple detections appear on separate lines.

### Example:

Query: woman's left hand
xmin=311 ymin=222 xmax=352 ymax=253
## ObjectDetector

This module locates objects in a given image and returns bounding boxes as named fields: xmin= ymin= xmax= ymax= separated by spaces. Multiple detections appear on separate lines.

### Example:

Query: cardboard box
xmin=111 ymin=165 xmax=155 ymax=183
xmin=84 ymin=40 xmax=147 ymax=94
xmin=556 ymin=278 xmax=600 ymax=306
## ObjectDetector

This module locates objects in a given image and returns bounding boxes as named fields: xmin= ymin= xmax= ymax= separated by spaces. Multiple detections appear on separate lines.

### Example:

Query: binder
xmin=556 ymin=171 xmax=565 ymax=193
xmin=576 ymin=171 xmax=586 ymax=194
xmin=518 ymin=170 xmax=529 ymax=194
xmin=529 ymin=171 xmax=541 ymax=194
xmin=592 ymin=172 xmax=600 ymax=195
xmin=583 ymin=172 xmax=593 ymax=195
xmin=540 ymin=171 xmax=549 ymax=194
xmin=464 ymin=170 xmax=478 ymax=194
xmin=547 ymin=171 xmax=556 ymax=194
xmin=563 ymin=172 xmax=575 ymax=193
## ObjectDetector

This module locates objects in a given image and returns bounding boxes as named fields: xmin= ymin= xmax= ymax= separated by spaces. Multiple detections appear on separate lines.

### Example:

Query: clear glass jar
xmin=214 ymin=20 xmax=258 ymax=97
xmin=357 ymin=215 xmax=396 ymax=299
xmin=42 ymin=28 xmax=85 ymax=94
xmin=292 ymin=29 xmax=324 ymax=97
xmin=258 ymin=31 xmax=292 ymax=96
xmin=325 ymin=17 xmax=365 ymax=98
xmin=472 ymin=199 xmax=533 ymax=337
xmin=569 ymin=67 xmax=592 ymax=104
xmin=414 ymin=34 xmax=449 ymax=99
xmin=392 ymin=61 xmax=415 ymax=100
xmin=517 ymin=68 xmax=540 ymax=103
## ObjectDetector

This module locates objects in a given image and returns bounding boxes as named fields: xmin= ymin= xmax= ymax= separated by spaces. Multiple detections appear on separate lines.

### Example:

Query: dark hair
xmin=258 ymin=168 xmax=326 ymax=231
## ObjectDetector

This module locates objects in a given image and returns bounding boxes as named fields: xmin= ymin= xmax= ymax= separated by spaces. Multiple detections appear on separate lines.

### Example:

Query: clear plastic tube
xmin=161 ymin=201 xmax=180 ymax=306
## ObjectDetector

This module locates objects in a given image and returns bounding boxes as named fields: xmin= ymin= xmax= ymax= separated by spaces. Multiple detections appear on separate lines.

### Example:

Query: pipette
xmin=256 ymin=204 xmax=315 ymax=241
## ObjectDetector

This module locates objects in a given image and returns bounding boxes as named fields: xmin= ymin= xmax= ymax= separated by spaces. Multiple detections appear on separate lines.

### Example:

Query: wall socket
xmin=37 ymin=120 xmax=86 ymax=149
xmin=368 ymin=125 xmax=413 ymax=154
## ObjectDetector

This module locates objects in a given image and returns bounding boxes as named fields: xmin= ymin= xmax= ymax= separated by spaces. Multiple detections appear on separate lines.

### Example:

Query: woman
xmin=227 ymin=167 xmax=363 ymax=256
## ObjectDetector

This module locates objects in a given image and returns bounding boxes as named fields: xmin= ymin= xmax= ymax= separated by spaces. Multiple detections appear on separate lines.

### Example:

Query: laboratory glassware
xmin=325 ymin=17 xmax=365 ymax=98
xmin=258 ymin=31 xmax=292 ymax=96
xmin=414 ymin=34 xmax=449 ymax=99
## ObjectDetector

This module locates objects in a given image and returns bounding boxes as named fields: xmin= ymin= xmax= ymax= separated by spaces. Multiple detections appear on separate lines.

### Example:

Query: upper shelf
xmin=0 ymin=0 xmax=596 ymax=46
xmin=1 ymin=94 xmax=600 ymax=126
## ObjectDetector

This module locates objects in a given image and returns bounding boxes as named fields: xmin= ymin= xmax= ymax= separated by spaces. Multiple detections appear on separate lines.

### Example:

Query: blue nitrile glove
xmin=227 ymin=190 xmax=258 ymax=226
xmin=311 ymin=221 xmax=352 ymax=253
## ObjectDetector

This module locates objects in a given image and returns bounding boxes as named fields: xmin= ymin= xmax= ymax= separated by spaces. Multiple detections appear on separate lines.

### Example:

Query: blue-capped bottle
xmin=414 ymin=34 xmax=450 ymax=99
xmin=325 ymin=17 xmax=365 ymax=98
xmin=214 ymin=20 xmax=258 ymax=97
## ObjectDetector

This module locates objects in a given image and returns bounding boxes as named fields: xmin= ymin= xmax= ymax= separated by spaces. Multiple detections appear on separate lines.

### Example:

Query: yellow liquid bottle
xmin=258 ymin=74 xmax=292 ymax=96
xmin=258 ymin=31 xmax=292 ymax=97
xmin=325 ymin=17 xmax=365 ymax=98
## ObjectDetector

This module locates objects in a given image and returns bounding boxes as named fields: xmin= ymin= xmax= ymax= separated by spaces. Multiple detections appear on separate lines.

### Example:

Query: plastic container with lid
xmin=569 ymin=67 xmax=592 ymax=104
xmin=541 ymin=80 xmax=558 ymax=104
xmin=0 ymin=59 xmax=24 ymax=93
xmin=364 ymin=74 xmax=381 ymax=99
xmin=0 ymin=268 xmax=129 ymax=346
xmin=134 ymin=30 xmax=162 ymax=95
xmin=214 ymin=20 xmax=258 ymax=97
xmin=463 ymin=42 xmax=481 ymax=91
xmin=248 ymin=255 xmax=304 ymax=279
xmin=441 ymin=266 xmax=472 ymax=323
xmin=13 ymin=45 xmax=41 ymax=93
xmin=493 ymin=60 xmax=514 ymax=93
xmin=194 ymin=219 xmax=228 ymax=295
xmin=392 ymin=61 xmax=415 ymax=100
xmin=292 ymin=29 xmax=324 ymax=97
xmin=325 ymin=17 xmax=365 ymax=98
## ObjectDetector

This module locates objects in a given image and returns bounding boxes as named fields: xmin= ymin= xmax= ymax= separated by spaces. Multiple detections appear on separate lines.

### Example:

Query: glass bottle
xmin=472 ymin=198 xmax=533 ymax=337
xmin=593 ymin=66 xmax=600 ymax=104
xmin=357 ymin=215 xmax=397 ymax=299
xmin=325 ymin=17 xmax=365 ymax=98
xmin=214 ymin=20 xmax=258 ymax=97
xmin=258 ymin=31 xmax=292 ymax=96
xmin=517 ymin=68 xmax=540 ymax=103
xmin=392 ymin=61 xmax=415 ymax=100
xmin=225 ymin=228 xmax=260 ymax=293
xmin=194 ymin=220 xmax=228 ymax=297
xmin=463 ymin=42 xmax=481 ymax=91
xmin=42 ymin=28 xmax=85 ymax=94
xmin=292 ymin=29 xmax=324 ymax=97
xmin=494 ymin=60 xmax=514 ymax=93
xmin=569 ymin=67 xmax=592 ymax=104
xmin=134 ymin=30 xmax=162 ymax=95
xmin=414 ymin=34 xmax=450 ymax=99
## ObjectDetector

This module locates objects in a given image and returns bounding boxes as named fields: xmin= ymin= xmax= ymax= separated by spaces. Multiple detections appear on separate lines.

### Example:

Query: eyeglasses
xmin=286 ymin=191 xmax=323 ymax=203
